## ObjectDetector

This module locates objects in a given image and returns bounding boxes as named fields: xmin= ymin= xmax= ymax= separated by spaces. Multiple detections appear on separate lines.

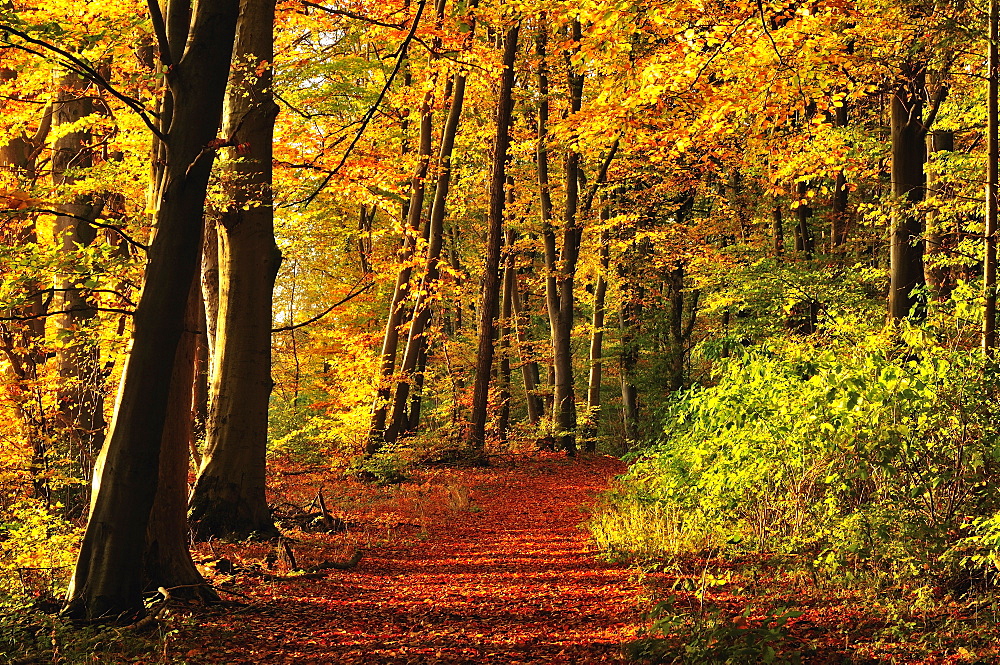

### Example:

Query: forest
xmin=0 ymin=0 xmax=999 ymax=661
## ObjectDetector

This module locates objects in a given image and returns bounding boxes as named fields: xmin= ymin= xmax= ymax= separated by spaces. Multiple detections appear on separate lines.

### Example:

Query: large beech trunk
xmin=189 ymin=0 xmax=280 ymax=541
xmin=52 ymin=71 xmax=105 ymax=496
xmin=143 ymin=280 xmax=217 ymax=600
xmin=469 ymin=24 xmax=519 ymax=451
xmin=65 ymin=0 xmax=239 ymax=622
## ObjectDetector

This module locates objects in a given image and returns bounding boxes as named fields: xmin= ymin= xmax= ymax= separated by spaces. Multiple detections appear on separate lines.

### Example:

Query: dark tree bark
xmin=985 ymin=5 xmax=998 ymax=352
xmin=189 ymin=0 xmax=281 ymax=541
xmin=65 ymin=0 xmax=239 ymax=622
xmin=143 ymin=280 xmax=217 ymax=601
xmin=889 ymin=63 xmax=946 ymax=320
xmin=469 ymin=23 xmax=519 ymax=451
xmin=831 ymin=102 xmax=849 ymax=249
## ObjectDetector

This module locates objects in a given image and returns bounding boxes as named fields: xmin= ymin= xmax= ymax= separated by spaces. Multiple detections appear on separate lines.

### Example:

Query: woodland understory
xmin=4 ymin=0 xmax=1000 ymax=662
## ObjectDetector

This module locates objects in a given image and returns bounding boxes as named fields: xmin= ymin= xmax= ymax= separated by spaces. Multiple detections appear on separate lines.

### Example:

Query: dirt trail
xmin=192 ymin=453 xmax=638 ymax=664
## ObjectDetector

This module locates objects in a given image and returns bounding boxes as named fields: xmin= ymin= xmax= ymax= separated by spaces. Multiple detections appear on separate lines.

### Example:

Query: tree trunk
xmin=619 ymin=286 xmax=642 ymax=452
xmin=772 ymin=203 xmax=784 ymax=258
xmin=795 ymin=179 xmax=813 ymax=258
xmin=144 ymin=279 xmax=217 ymax=601
xmin=924 ymin=129 xmax=955 ymax=299
xmin=189 ymin=0 xmax=281 ymax=541
xmin=985 ymin=5 xmax=999 ymax=353
xmin=583 ymin=204 xmax=610 ymax=452
xmin=367 ymin=22 xmax=440 ymax=450
xmin=889 ymin=65 xmax=934 ymax=320
xmin=52 ymin=70 xmax=105 ymax=502
xmin=831 ymin=102 xmax=849 ymax=250
xmin=65 ymin=0 xmax=240 ymax=622
xmin=383 ymin=8 xmax=476 ymax=446
xmin=509 ymin=252 xmax=543 ymax=424
xmin=469 ymin=23 xmax=518 ymax=451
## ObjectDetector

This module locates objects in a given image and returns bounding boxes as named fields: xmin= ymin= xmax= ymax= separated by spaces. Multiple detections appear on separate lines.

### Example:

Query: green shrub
xmin=595 ymin=323 xmax=1000 ymax=583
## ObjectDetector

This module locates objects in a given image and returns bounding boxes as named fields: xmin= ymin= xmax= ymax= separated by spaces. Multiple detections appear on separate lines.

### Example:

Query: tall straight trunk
xmin=470 ymin=23 xmax=519 ymax=451
xmin=65 ymin=0 xmax=239 ymax=622
xmin=367 ymin=2 xmax=443 ymax=450
xmin=52 ymin=71 xmax=105 ymax=496
xmin=497 ymin=226 xmax=515 ymax=444
xmin=831 ymin=103 xmax=849 ymax=249
xmin=583 ymin=208 xmax=610 ymax=453
xmin=143 ymin=279 xmax=217 ymax=601
xmin=189 ymin=0 xmax=280 ymax=541
xmin=925 ymin=129 xmax=955 ymax=299
xmin=888 ymin=62 xmax=948 ymax=319
xmin=537 ymin=17 xmax=583 ymax=456
xmin=383 ymin=6 xmax=477 ymax=446
xmin=509 ymin=251 xmax=543 ymax=424
xmin=201 ymin=214 xmax=220 ymax=358
xmin=985 ymin=3 xmax=999 ymax=353
xmin=772 ymin=203 xmax=784 ymax=258
xmin=795 ymin=179 xmax=813 ymax=257
xmin=619 ymin=286 xmax=642 ymax=451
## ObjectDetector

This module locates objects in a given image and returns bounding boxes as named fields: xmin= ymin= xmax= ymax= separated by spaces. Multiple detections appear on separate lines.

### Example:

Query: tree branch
xmin=271 ymin=281 xmax=374 ymax=332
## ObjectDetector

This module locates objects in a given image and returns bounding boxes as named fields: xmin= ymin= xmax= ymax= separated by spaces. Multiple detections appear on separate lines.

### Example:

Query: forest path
xmin=191 ymin=453 xmax=638 ymax=664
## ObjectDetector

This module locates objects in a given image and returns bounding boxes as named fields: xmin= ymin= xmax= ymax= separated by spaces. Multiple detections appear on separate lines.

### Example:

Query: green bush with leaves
xmin=594 ymin=323 xmax=1000 ymax=582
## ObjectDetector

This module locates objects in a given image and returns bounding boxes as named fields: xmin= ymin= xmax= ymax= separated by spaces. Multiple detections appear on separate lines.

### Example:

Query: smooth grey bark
xmin=469 ymin=23 xmax=519 ymax=451
xmin=189 ymin=0 xmax=281 ymax=541
xmin=65 ymin=0 xmax=239 ymax=622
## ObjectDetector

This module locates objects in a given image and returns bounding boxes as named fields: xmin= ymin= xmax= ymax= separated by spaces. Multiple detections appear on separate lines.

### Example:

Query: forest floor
xmin=172 ymin=451 xmax=641 ymax=664
xmin=150 ymin=450 xmax=1000 ymax=665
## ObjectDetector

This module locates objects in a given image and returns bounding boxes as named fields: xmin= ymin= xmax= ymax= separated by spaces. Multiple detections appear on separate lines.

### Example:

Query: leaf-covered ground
xmin=175 ymin=452 xmax=639 ymax=663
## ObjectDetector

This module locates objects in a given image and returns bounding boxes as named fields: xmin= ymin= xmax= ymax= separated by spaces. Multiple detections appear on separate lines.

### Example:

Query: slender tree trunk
xmin=924 ymin=129 xmax=954 ymax=299
xmin=65 ymin=0 xmax=239 ymax=622
xmin=367 ymin=26 xmax=439 ymax=450
xmin=383 ymin=6 xmax=477 ymax=446
xmin=795 ymin=179 xmax=813 ymax=258
xmin=510 ymin=252 xmax=543 ymax=424
xmin=619 ymin=286 xmax=642 ymax=451
xmin=583 ymin=209 xmax=610 ymax=453
xmin=189 ymin=0 xmax=281 ymax=541
xmin=985 ymin=5 xmax=999 ymax=352
xmin=52 ymin=71 xmax=105 ymax=500
xmin=831 ymin=103 xmax=849 ymax=249
xmin=469 ymin=23 xmax=519 ymax=451
xmin=772 ymin=203 xmax=784 ymax=258
xmin=497 ymin=227 xmax=515 ymax=444
xmin=537 ymin=18 xmax=582 ymax=456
